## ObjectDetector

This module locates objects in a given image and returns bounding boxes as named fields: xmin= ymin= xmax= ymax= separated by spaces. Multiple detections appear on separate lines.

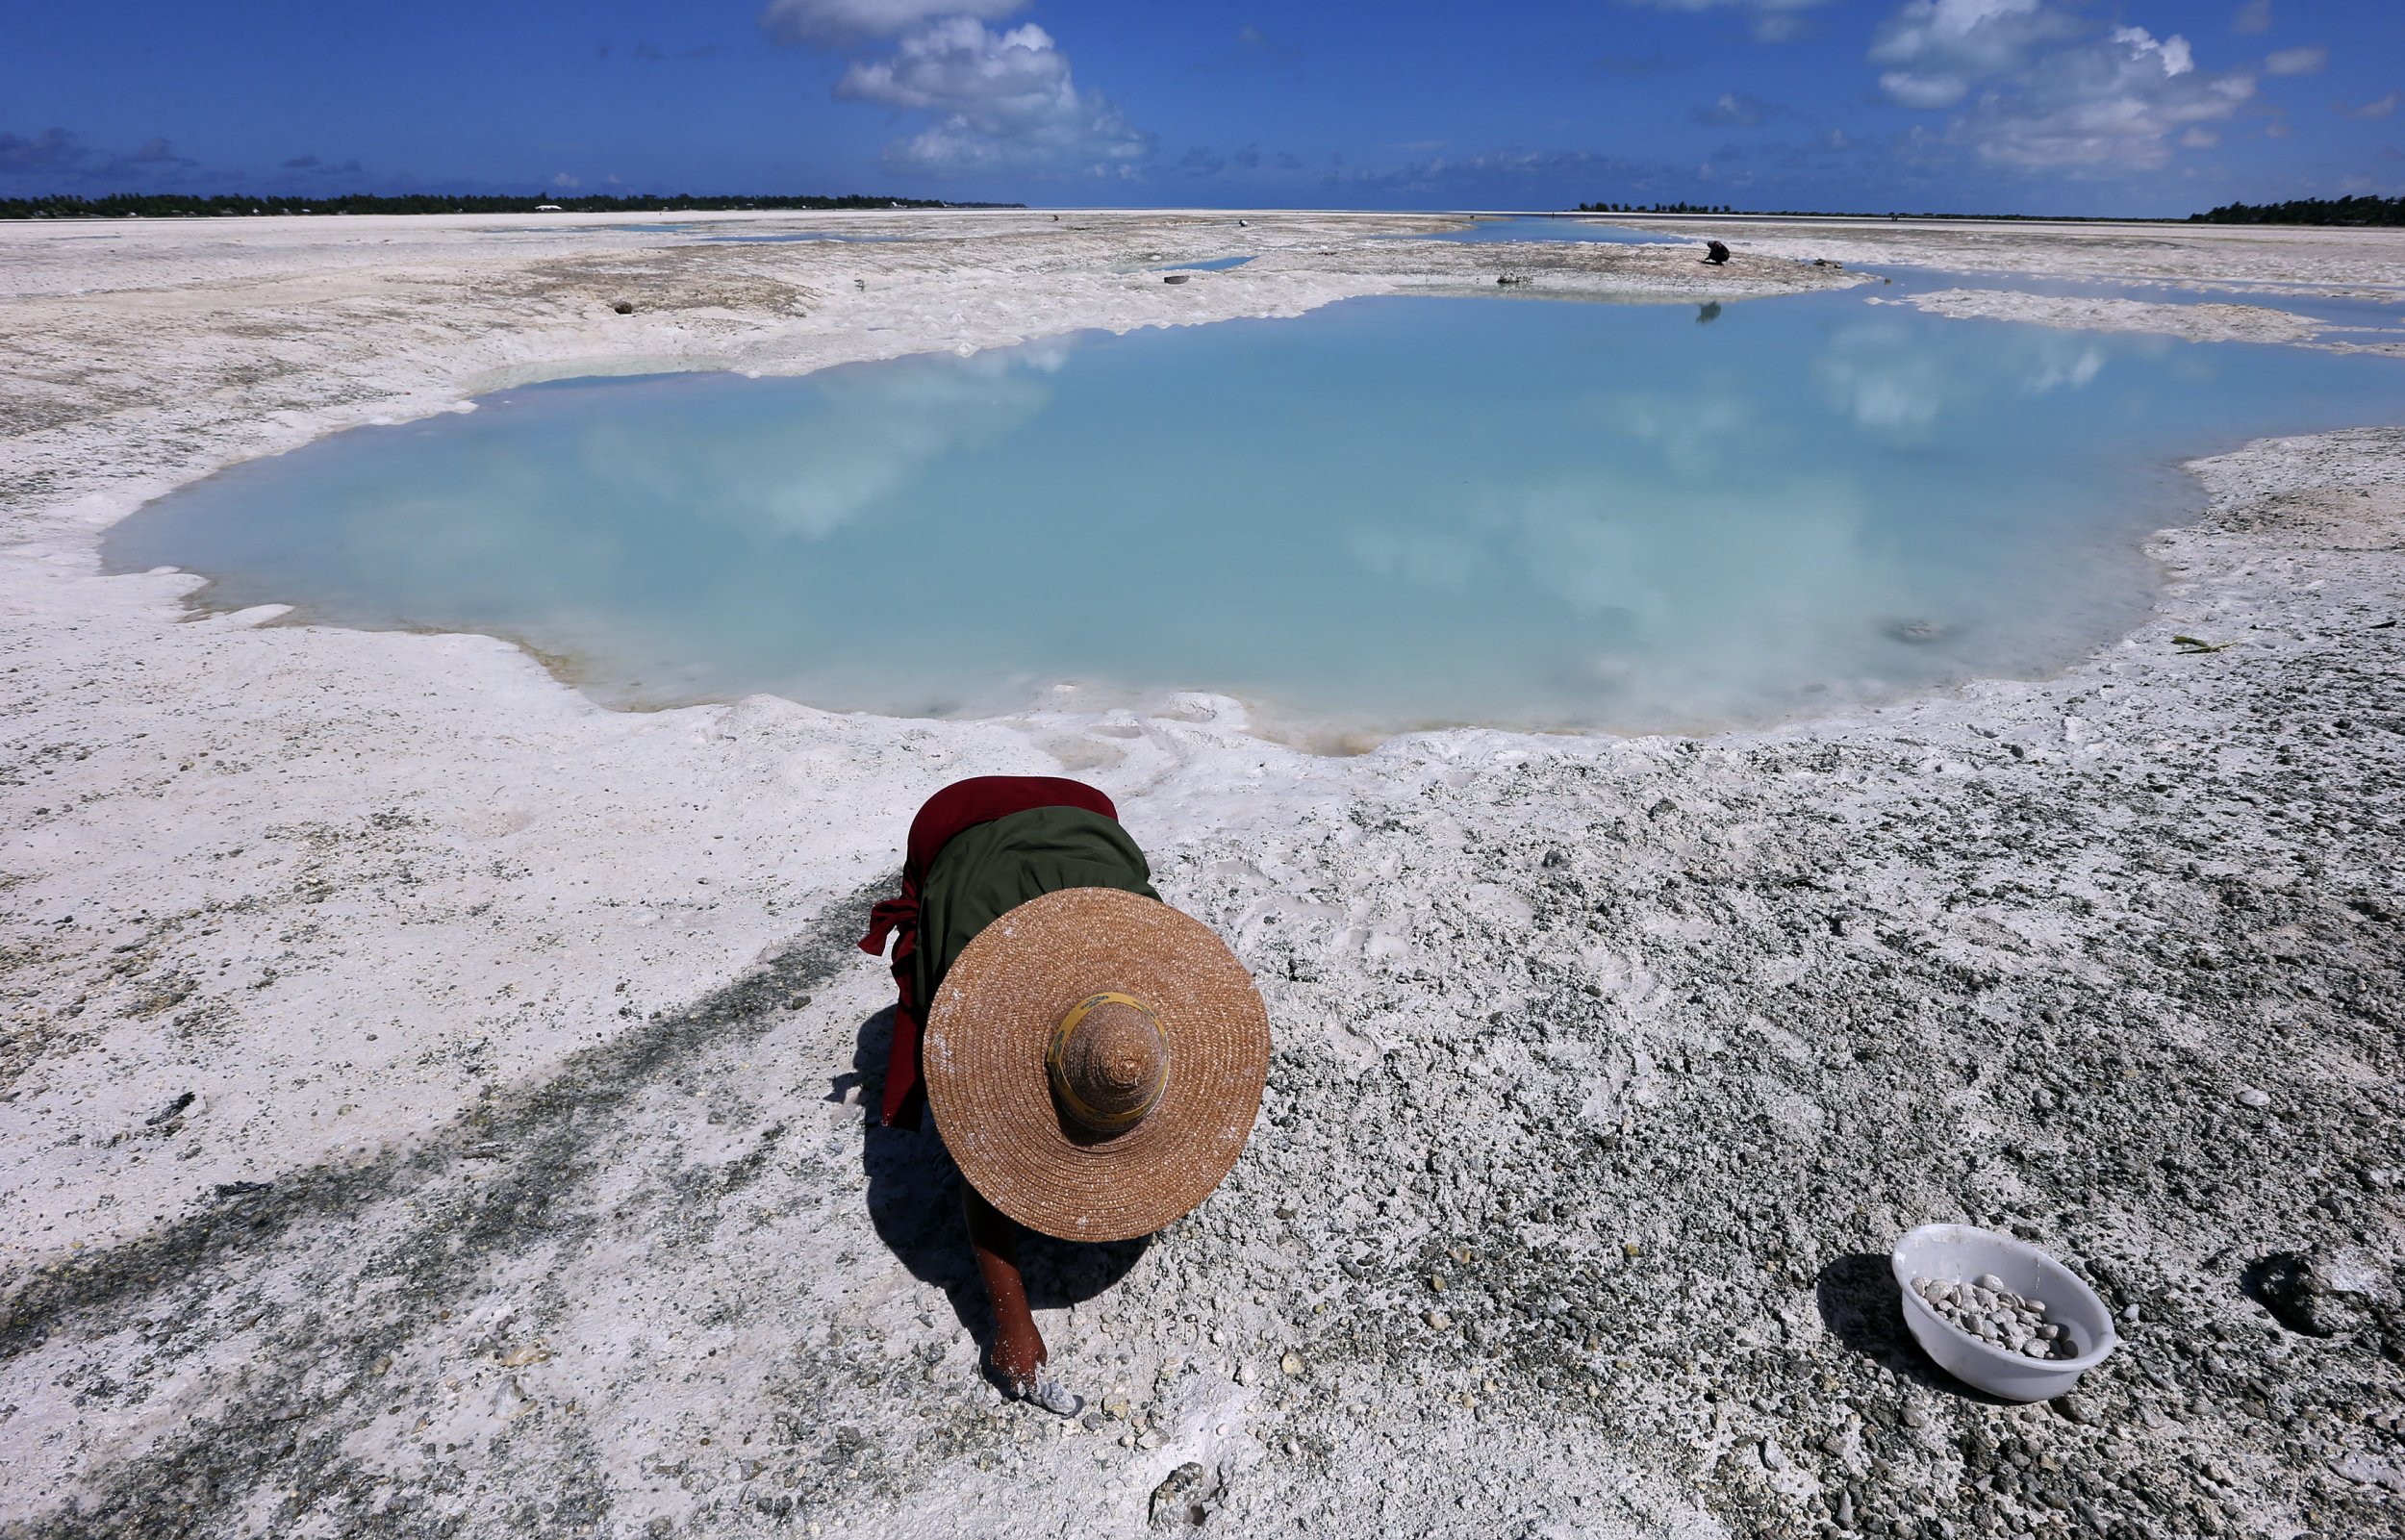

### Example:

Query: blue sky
xmin=2 ymin=0 xmax=2398 ymax=215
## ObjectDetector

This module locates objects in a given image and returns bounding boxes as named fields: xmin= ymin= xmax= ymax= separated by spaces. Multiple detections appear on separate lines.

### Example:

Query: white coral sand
xmin=1 ymin=211 xmax=2401 ymax=1540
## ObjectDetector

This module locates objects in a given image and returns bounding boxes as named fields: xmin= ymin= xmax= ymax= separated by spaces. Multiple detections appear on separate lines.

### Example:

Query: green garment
xmin=914 ymin=805 xmax=1159 ymax=1011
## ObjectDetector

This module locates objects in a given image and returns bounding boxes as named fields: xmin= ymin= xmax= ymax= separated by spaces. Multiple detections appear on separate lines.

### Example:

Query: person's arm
xmin=965 ymin=1187 xmax=1047 ymax=1392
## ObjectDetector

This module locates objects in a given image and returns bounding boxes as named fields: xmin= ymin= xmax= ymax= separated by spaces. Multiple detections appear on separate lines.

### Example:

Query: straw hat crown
xmin=1049 ymin=995 xmax=1169 ymax=1132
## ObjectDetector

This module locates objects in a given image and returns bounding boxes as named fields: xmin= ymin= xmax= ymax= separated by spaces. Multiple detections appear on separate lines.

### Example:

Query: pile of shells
xmin=1911 ymin=1272 xmax=2078 ymax=1360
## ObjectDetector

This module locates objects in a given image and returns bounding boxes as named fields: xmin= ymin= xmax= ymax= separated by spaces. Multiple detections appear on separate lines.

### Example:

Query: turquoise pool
xmin=106 ymin=291 xmax=2405 ymax=739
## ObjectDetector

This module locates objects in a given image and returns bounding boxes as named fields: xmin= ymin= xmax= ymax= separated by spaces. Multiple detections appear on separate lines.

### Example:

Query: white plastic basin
xmin=1890 ymin=1224 xmax=2118 ymax=1401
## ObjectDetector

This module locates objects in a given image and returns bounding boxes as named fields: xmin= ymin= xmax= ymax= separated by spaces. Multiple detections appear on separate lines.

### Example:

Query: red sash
xmin=859 ymin=775 xmax=1118 ymax=1128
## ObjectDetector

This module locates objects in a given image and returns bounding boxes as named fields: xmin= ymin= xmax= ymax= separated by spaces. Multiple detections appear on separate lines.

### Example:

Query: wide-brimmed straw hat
xmin=924 ymin=888 xmax=1271 ymax=1242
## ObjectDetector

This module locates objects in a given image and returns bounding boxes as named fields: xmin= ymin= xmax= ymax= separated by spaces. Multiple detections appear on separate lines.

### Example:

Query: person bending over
xmin=859 ymin=776 xmax=1270 ymax=1411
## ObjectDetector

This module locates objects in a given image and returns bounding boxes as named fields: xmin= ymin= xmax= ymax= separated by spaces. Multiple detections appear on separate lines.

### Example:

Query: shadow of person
xmin=851 ymin=1007 xmax=1149 ymax=1356
xmin=1815 ymin=1251 xmax=2013 ymax=1404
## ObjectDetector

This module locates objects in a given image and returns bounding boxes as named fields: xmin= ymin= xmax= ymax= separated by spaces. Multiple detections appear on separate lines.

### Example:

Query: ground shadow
xmin=851 ymin=1007 xmax=1149 ymax=1357
xmin=2240 ymin=1250 xmax=2345 ymax=1337
xmin=0 ymin=892 xmax=884 ymax=1534
xmin=1815 ymin=1251 xmax=2013 ymax=1405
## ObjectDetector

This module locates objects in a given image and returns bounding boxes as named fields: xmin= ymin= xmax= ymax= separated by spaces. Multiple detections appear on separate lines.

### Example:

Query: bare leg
xmin=965 ymin=1186 xmax=1046 ymax=1393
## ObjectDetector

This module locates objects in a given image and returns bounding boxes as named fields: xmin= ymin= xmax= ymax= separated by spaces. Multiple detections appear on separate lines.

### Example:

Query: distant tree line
xmin=1577 ymin=201 xmax=1736 ymax=215
xmin=0 ymin=191 xmax=1023 ymax=219
xmin=2187 ymin=194 xmax=2405 ymax=227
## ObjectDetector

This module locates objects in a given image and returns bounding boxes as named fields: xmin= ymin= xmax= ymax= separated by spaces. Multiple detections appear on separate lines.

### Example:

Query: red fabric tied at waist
xmin=860 ymin=775 xmax=1118 ymax=1128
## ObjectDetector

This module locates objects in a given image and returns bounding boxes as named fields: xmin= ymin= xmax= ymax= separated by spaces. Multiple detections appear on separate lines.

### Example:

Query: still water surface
xmin=107 ymin=292 xmax=2405 ymax=738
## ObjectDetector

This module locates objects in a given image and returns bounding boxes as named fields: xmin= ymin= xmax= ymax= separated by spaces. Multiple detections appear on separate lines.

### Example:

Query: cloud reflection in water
xmin=107 ymin=295 xmax=2405 ymax=738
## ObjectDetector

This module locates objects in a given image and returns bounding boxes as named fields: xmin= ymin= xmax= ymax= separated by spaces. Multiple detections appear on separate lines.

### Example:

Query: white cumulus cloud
xmin=836 ymin=19 xmax=1152 ymax=175
xmin=1871 ymin=1 xmax=2254 ymax=171
xmin=2262 ymin=44 xmax=2326 ymax=75
xmin=759 ymin=0 xmax=1025 ymax=45
xmin=2112 ymin=24 xmax=2193 ymax=77
xmin=1869 ymin=0 xmax=2083 ymax=110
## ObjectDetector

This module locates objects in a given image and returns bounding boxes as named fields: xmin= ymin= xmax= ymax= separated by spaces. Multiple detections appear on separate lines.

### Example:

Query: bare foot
xmin=1019 ymin=1378 xmax=1084 ymax=1418
xmin=988 ymin=1321 xmax=1047 ymax=1395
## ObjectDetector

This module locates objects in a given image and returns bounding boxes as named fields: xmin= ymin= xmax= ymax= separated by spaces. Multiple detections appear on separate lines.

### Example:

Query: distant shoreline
xmin=0 ymin=191 xmax=1025 ymax=220
xmin=10 ymin=192 xmax=2402 ymax=226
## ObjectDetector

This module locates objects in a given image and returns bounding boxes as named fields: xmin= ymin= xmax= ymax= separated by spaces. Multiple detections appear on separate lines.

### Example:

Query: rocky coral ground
xmin=1 ymin=214 xmax=2401 ymax=1539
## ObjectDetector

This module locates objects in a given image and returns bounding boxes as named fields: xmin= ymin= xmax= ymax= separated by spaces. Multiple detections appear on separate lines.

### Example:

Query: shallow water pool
xmin=107 ymin=292 xmax=2405 ymax=740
